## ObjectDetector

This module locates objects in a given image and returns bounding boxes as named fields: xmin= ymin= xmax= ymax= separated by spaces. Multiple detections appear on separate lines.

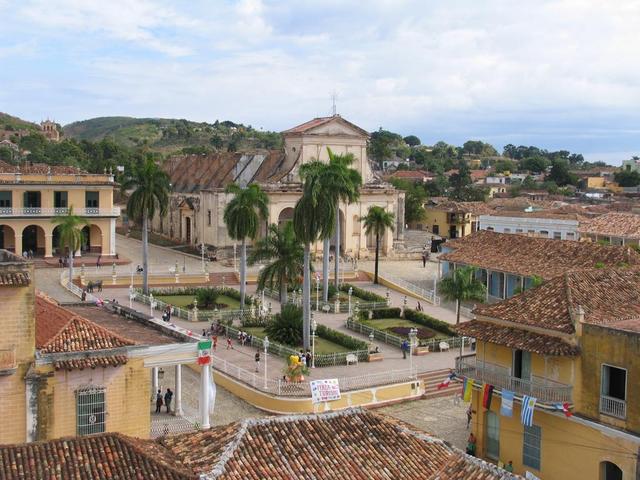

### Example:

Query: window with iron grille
xmin=522 ymin=424 xmax=541 ymax=470
xmin=77 ymin=386 xmax=106 ymax=436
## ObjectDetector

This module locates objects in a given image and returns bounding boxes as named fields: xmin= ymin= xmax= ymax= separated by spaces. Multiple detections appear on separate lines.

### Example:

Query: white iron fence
xmin=378 ymin=273 xmax=440 ymax=305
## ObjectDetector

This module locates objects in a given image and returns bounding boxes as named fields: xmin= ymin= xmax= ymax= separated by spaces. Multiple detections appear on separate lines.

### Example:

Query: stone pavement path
xmin=378 ymin=395 xmax=469 ymax=450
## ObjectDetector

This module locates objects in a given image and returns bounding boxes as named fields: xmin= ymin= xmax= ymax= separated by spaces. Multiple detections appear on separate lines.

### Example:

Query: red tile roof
xmin=468 ymin=269 xmax=640 ymax=350
xmin=428 ymin=201 xmax=494 ymax=215
xmin=456 ymin=320 xmax=580 ymax=356
xmin=0 ymin=410 xmax=517 ymax=479
xmin=579 ymin=212 xmax=640 ymax=239
xmin=440 ymin=230 xmax=640 ymax=279
xmin=35 ymin=295 xmax=134 ymax=370
xmin=388 ymin=170 xmax=436 ymax=179
xmin=160 ymin=409 xmax=514 ymax=479
xmin=0 ymin=433 xmax=193 ymax=480
xmin=0 ymin=271 xmax=30 ymax=286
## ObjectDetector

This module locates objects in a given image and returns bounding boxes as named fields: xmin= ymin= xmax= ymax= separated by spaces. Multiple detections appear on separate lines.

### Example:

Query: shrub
xmin=326 ymin=284 xmax=338 ymax=299
xmin=340 ymin=283 xmax=385 ymax=302
xmin=146 ymin=286 xmax=252 ymax=305
xmin=196 ymin=288 xmax=219 ymax=309
xmin=389 ymin=326 xmax=436 ymax=339
xmin=403 ymin=309 xmax=457 ymax=336
xmin=265 ymin=305 xmax=303 ymax=346
xmin=316 ymin=324 xmax=368 ymax=351
xmin=369 ymin=307 xmax=401 ymax=319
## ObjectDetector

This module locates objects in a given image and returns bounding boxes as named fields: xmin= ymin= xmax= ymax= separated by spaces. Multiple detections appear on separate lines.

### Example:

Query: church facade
xmin=151 ymin=115 xmax=405 ymax=258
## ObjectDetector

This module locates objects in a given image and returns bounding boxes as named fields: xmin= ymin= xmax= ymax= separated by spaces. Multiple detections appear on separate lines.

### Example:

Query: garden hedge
xmin=146 ymin=286 xmax=252 ymax=305
xmin=403 ymin=309 xmax=457 ymax=336
xmin=316 ymin=324 xmax=368 ymax=351
xmin=340 ymin=283 xmax=386 ymax=302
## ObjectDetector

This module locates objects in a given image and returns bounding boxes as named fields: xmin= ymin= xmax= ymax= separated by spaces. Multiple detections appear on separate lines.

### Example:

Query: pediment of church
xmin=283 ymin=115 xmax=369 ymax=138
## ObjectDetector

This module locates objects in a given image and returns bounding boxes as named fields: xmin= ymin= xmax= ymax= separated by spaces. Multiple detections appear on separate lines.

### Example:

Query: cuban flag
xmin=437 ymin=372 xmax=457 ymax=390
xmin=554 ymin=402 xmax=573 ymax=418
xmin=521 ymin=395 xmax=537 ymax=427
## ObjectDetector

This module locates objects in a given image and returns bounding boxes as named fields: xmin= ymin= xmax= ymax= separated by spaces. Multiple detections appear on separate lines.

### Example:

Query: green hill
xmin=63 ymin=116 xmax=282 ymax=153
xmin=0 ymin=112 xmax=43 ymax=135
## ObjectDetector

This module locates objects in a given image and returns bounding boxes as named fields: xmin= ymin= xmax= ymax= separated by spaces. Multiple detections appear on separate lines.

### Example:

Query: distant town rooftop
xmin=440 ymin=230 xmax=640 ymax=280
xmin=579 ymin=212 xmax=640 ymax=240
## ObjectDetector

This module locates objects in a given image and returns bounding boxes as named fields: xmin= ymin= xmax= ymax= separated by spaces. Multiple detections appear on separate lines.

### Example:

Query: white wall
xmin=479 ymin=215 xmax=580 ymax=240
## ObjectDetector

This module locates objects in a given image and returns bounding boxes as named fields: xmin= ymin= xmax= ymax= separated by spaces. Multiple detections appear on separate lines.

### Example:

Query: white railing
xmin=0 ymin=206 xmax=121 ymax=217
xmin=600 ymin=395 xmax=626 ymax=419
xmin=60 ymin=270 xmax=100 ymax=303
xmin=211 ymin=353 xmax=416 ymax=396
xmin=456 ymin=358 xmax=573 ymax=404
xmin=379 ymin=273 xmax=440 ymax=305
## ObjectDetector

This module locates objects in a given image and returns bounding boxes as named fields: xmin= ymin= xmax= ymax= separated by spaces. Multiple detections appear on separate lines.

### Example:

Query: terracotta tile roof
xmin=388 ymin=170 xmax=435 ymax=180
xmin=0 ymin=271 xmax=30 ymax=286
xmin=35 ymin=295 xmax=134 ymax=370
xmin=440 ymin=230 xmax=640 ymax=279
xmin=160 ymin=409 xmax=514 ymax=480
xmin=473 ymin=269 xmax=640 ymax=336
xmin=0 ymin=161 xmax=84 ymax=175
xmin=281 ymin=115 xmax=370 ymax=137
xmin=579 ymin=212 xmax=640 ymax=239
xmin=0 ymin=433 xmax=194 ymax=480
xmin=0 ymin=410 xmax=516 ymax=479
xmin=53 ymin=355 xmax=129 ymax=371
xmin=163 ymin=151 xmax=287 ymax=194
xmin=456 ymin=320 xmax=580 ymax=356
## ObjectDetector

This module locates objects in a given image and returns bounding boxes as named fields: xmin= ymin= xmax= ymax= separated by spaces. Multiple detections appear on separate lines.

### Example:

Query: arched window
xmin=600 ymin=461 xmax=623 ymax=480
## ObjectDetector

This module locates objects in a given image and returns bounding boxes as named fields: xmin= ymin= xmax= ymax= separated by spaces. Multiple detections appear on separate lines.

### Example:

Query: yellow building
xmin=0 ymin=162 xmax=119 ymax=258
xmin=0 ymin=250 xmax=185 ymax=444
xmin=423 ymin=201 xmax=492 ymax=238
xmin=457 ymin=269 xmax=640 ymax=479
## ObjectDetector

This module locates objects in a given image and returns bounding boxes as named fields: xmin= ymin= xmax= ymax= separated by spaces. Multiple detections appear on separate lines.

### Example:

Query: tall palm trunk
xmin=373 ymin=233 xmax=380 ymax=284
xmin=302 ymin=244 xmax=311 ymax=349
xmin=279 ymin=273 xmax=288 ymax=304
xmin=457 ymin=299 xmax=463 ymax=365
xmin=142 ymin=213 xmax=149 ymax=294
xmin=334 ymin=202 xmax=340 ymax=287
xmin=240 ymin=238 xmax=247 ymax=310
xmin=68 ymin=250 xmax=74 ymax=288
xmin=322 ymin=237 xmax=330 ymax=302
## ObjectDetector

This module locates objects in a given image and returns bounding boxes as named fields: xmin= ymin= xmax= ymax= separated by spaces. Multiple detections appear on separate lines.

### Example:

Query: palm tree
xmin=52 ymin=207 xmax=88 ymax=287
xmin=294 ymin=162 xmax=336 ymax=349
xmin=325 ymin=148 xmax=362 ymax=293
xmin=223 ymin=183 xmax=269 ymax=309
xmin=248 ymin=222 xmax=304 ymax=304
xmin=121 ymin=157 xmax=171 ymax=294
xmin=438 ymin=265 xmax=486 ymax=327
xmin=361 ymin=206 xmax=395 ymax=284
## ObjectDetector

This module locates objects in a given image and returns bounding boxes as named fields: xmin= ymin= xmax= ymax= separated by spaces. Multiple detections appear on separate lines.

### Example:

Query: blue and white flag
xmin=521 ymin=395 xmax=537 ymax=427
xmin=500 ymin=390 xmax=514 ymax=417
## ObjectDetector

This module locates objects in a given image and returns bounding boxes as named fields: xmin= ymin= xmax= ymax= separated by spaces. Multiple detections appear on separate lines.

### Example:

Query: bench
xmin=438 ymin=341 xmax=450 ymax=352
xmin=346 ymin=353 xmax=358 ymax=365
xmin=322 ymin=304 xmax=331 ymax=314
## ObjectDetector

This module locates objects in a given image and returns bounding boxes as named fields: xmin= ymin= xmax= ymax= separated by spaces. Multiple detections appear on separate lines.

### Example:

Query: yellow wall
xmin=35 ymin=358 xmax=151 ymax=440
xmin=586 ymin=177 xmax=606 ymax=188
xmin=472 ymin=390 xmax=638 ymax=479
xmin=0 ymin=186 xmax=114 ymax=209
xmin=0 ymin=260 xmax=35 ymax=444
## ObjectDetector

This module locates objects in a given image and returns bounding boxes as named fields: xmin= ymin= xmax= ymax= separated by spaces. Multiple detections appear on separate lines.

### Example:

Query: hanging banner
xmin=500 ymin=390 xmax=514 ymax=417
xmin=310 ymin=379 xmax=341 ymax=404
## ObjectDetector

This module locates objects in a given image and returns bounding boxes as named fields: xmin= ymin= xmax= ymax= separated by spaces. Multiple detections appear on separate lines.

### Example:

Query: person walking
xmin=255 ymin=350 xmax=261 ymax=372
xmin=466 ymin=405 xmax=473 ymax=429
xmin=96 ymin=255 xmax=102 ymax=269
xmin=466 ymin=433 xmax=477 ymax=456
xmin=213 ymin=335 xmax=218 ymax=352
xmin=81 ymin=289 xmax=87 ymax=302
xmin=164 ymin=388 xmax=173 ymax=414
xmin=226 ymin=337 xmax=232 ymax=350
xmin=401 ymin=339 xmax=409 ymax=359
xmin=422 ymin=253 xmax=427 ymax=268
xmin=155 ymin=389 xmax=163 ymax=413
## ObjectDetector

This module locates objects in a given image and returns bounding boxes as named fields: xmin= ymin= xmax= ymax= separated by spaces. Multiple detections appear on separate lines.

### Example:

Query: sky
xmin=1 ymin=0 xmax=639 ymax=164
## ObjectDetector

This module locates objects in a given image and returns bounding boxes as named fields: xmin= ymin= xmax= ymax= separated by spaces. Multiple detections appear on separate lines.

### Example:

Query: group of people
xmin=161 ymin=305 xmax=173 ymax=322
xmin=237 ymin=330 xmax=253 ymax=347
xmin=22 ymin=250 xmax=35 ymax=259
xmin=154 ymin=388 xmax=174 ymax=414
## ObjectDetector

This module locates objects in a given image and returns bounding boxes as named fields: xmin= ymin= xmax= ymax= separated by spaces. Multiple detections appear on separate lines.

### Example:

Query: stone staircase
xmin=419 ymin=368 xmax=461 ymax=400
xmin=403 ymin=229 xmax=433 ymax=252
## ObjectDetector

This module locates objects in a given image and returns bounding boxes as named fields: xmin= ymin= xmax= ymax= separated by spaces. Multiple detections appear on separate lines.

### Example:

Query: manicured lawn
xmin=310 ymin=293 xmax=366 ymax=303
xmin=361 ymin=318 xmax=447 ymax=340
xmin=242 ymin=327 xmax=351 ymax=354
xmin=156 ymin=294 xmax=241 ymax=310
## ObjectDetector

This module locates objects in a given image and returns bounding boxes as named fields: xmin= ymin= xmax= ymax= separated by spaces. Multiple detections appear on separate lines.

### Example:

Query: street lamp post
xmin=316 ymin=274 xmax=320 ymax=312
xmin=263 ymin=336 xmax=270 ymax=389
xmin=200 ymin=243 xmax=206 ymax=273
xmin=311 ymin=315 xmax=317 ymax=369
xmin=129 ymin=285 xmax=135 ymax=309
xmin=408 ymin=328 xmax=417 ymax=373
xmin=348 ymin=286 xmax=353 ymax=315
xmin=369 ymin=331 xmax=375 ymax=353
xmin=149 ymin=294 xmax=156 ymax=317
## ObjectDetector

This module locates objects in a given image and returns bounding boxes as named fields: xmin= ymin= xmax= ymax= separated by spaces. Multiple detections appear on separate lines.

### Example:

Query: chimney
xmin=573 ymin=304 xmax=585 ymax=337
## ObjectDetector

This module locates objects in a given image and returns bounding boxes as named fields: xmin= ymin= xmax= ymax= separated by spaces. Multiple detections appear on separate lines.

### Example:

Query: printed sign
xmin=310 ymin=379 xmax=341 ymax=404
